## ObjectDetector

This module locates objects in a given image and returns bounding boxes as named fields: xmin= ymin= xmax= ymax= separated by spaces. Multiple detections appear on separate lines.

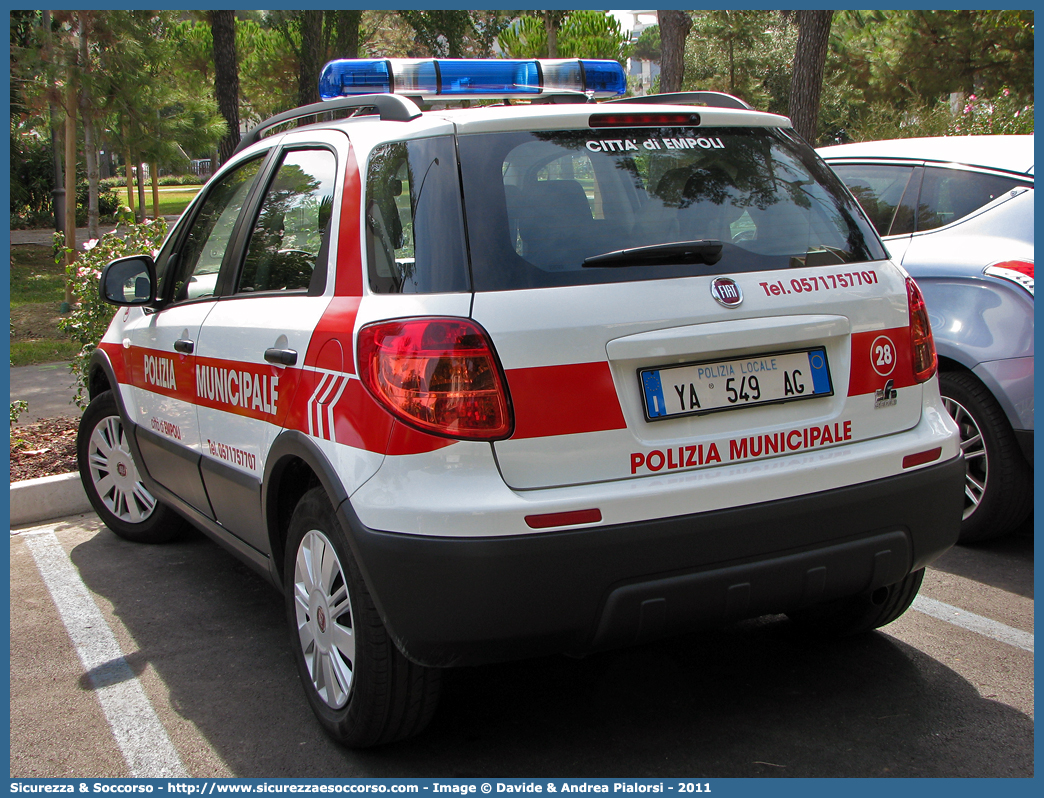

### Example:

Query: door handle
xmin=173 ymin=338 xmax=194 ymax=354
xmin=264 ymin=348 xmax=298 ymax=366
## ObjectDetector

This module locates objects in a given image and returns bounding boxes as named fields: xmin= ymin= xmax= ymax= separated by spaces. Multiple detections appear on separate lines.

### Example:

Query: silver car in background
xmin=819 ymin=136 xmax=1033 ymax=542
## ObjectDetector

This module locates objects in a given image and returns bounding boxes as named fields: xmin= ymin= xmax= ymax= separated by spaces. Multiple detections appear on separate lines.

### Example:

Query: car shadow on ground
xmin=67 ymin=523 xmax=1033 ymax=778
xmin=929 ymin=514 xmax=1034 ymax=600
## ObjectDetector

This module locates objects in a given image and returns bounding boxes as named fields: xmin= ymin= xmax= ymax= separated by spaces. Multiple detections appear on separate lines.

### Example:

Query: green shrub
xmin=158 ymin=174 xmax=206 ymax=186
xmin=632 ymin=24 xmax=660 ymax=62
xmin=10 ymin=128 xmax=54 ymax=227
xmin=948 ymin=89 xmax=1034 ymax=135
xmin=846 ymin=100 xmax=953 ymax=142
xmin=56 ymin=207 xmax=169 ymax=408
xmin=100 ymin=174 xmax=206 ymax=197
xmin=74 ymin=181 xmax=120 ymax=224
xmin=847 ymin=89 xmax=1034 ymax=143
xmin=10 ymin=130 xmax=124 ymax=227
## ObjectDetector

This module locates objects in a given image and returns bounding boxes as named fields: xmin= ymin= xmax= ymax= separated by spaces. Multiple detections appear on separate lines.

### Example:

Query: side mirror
xmin=99 ymin=255 xmax=157 ymax=306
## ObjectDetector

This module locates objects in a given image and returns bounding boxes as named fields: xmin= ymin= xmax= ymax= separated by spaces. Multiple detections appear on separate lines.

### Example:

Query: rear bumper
xmin=340 ymin=455 xmax=964 ymax=668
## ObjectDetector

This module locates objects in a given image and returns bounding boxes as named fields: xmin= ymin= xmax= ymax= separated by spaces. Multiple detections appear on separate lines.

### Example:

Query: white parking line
xmin=23 ymin=527 xmax=189 ymax=778
xmin=913 ymin=595 xmax=1034 ymax=653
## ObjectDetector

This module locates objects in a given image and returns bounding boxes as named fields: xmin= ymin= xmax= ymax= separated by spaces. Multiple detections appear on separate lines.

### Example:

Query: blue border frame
xmin=4 ymin=3 xmax=1038 ymax=790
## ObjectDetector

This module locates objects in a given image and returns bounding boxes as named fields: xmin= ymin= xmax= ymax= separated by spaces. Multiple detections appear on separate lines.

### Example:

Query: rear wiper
xmin=582 ymin=239 xmax=723 ymax=268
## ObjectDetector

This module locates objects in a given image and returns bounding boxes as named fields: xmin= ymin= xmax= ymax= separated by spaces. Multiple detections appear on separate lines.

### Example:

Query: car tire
xmin=284 ymin=486 xmax=441 ymax=748
xmin=77 ymin=390 xmax=184 ymax=543
xmin=787 ymin=568 xmax=924 ymax=637
xmin=939 ymin=370 xmax=1032 ymax=543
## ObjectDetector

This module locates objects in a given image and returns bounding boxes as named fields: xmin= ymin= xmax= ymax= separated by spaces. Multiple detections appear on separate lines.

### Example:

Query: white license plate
xmin=640 ymin=347 xmax=833 ymax=421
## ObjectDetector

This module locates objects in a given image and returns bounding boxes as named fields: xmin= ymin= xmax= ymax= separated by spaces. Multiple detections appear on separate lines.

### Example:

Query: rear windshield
xmin=455 ymin=126 xmax=886 ymax=291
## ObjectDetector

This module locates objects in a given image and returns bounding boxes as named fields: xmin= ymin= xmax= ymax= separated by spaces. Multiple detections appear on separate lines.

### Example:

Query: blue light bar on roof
xmin=319 ymin=59 xmax=391 ymax=96
xmin=437 ymin=59 xmax=541 ymax=95
xmin=318 ymin=58 xmax=627 ymax=101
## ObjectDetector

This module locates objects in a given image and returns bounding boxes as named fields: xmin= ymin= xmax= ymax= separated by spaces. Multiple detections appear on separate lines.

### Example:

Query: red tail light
xmin=984 ymin=259 xmax=1034 ymax=296
xmin=906 ymin=277 xmax=937 ymax=383
xmin=988 ymin=259 xmax=1033 ymax=279
xmin=357 ymin=318 xmax=513 ymax=441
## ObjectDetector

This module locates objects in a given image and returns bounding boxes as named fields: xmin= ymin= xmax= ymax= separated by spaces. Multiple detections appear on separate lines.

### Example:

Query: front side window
xmin=365 ymin=137 xmax=469 ymax=294
xmin=457 ymin=127 xmax=886 ymax=291
xmin=237 ymin=149 xmax=337 ymax=294
xmin=166 ymin=157 xmax=263 ymax=302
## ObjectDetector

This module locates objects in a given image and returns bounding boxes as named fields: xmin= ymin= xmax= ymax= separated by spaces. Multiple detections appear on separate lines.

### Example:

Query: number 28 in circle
xmin=871 ymin=335 xmax=896 ymax=376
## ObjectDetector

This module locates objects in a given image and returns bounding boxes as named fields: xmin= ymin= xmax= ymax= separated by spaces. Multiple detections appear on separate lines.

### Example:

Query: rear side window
xmin=915 ymin=166 xmax=1027 ymax=232
xmin=238 ymin=148 xmax=337 ymax=294
xmin=365 ymin=136 xmax=469 ymax=294
xmin=827 ymin=163 xmax=917 ymax=237
xmin=457 ymin=127 xmax=885 ymax=291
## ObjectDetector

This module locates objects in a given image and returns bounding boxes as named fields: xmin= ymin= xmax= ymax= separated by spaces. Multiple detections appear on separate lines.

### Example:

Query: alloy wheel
xmin=293 ymin=529 xmax=355 ymax=709
xmin=87 ymin=415 xmax=158 ymax=524
xmin=941 ymin=395 xmax=987 ymax=521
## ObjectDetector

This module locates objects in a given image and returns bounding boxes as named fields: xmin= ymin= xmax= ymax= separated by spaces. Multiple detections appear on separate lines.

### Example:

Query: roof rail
xmin=235 ymin=94 xmax=422 ymax=155
xmin=608 ymin=91 xmax=754 ymax=111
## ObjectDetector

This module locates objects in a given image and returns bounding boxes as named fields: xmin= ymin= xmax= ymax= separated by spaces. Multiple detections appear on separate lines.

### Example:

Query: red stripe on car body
xmin=304 ymin=296 xmax=361 ymax=372
xmin=98 ymin=340 xmax=129 ymax=382
xmin=334 ymin=145 xmax=364 ymax=298
xmin=506 ymin=361 xmax=627 ymax=439
xmin=108 ymin=341 xmax=451 ymax=456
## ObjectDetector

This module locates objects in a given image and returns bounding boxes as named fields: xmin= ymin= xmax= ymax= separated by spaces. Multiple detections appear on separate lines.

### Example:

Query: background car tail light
xmin=358 ymin=318 xmax=513 ymax=441
xmin=984 ymin=260 xmax=1034 ymax=296
xmin=906 ymin=277 xmax=937 ymax=383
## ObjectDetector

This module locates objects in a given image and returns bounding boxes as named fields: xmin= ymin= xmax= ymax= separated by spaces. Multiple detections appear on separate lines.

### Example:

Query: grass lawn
xmin=11 ymin=245 xmax=65 ymax=306
xmin=110 ymin=186 xmax=199 ymax=218
xmin=9 ymin=245 xmax=80 ymax=366
xmin=151 ymin=187 xmax=200 ymax=217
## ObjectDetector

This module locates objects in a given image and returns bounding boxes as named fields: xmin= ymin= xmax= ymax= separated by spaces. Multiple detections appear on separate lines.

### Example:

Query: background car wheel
xmin=76 ymin=390 xmax=184 ymax=543
xmin=284 ymin=487 xmax=441 ymax=748
xmin=787 ymin=568 xmax=924 ymax=637
xmin=939 ymin=370 xmax=1032 ymax=543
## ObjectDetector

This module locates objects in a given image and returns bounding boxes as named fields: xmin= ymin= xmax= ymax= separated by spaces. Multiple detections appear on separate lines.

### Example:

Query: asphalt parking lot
xmin=9 ymin=511 xmax=1033 ymax=778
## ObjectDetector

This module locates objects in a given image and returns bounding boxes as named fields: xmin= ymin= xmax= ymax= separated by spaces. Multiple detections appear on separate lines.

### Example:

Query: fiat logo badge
xmin=711 ymin=277 xmax=743 ymax=307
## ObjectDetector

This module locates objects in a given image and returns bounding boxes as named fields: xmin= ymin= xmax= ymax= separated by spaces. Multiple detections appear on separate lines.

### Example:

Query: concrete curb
xmin=10 ymin=472 xmax=92 ymax=527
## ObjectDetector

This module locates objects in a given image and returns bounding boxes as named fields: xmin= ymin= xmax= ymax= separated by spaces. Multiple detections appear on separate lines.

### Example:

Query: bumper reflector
xmin=524 ymin=509 xmax=602 ymax=529
xmin=903 ymin=448 xmax=942 ymax=469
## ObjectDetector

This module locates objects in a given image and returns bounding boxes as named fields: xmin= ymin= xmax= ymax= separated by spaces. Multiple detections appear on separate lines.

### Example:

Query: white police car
xmin=79 ymin=58 xmax=965 ymax=747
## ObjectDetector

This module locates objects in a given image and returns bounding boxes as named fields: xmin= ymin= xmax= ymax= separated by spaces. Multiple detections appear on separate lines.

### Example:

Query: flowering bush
xmin=10 ymin=399 xmax=28 ymax=425
xmin=56 ymin=206 xmax=169 ymax=408
xmin=948 ymin=88 xmax=1034 ymax=135
xmin=10 ymin=319 xmax=28 ymax=423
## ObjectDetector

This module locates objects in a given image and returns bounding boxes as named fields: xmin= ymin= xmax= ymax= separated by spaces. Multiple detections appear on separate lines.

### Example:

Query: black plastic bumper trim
xmin=339 ymin=456 xmax=965 ymax=668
